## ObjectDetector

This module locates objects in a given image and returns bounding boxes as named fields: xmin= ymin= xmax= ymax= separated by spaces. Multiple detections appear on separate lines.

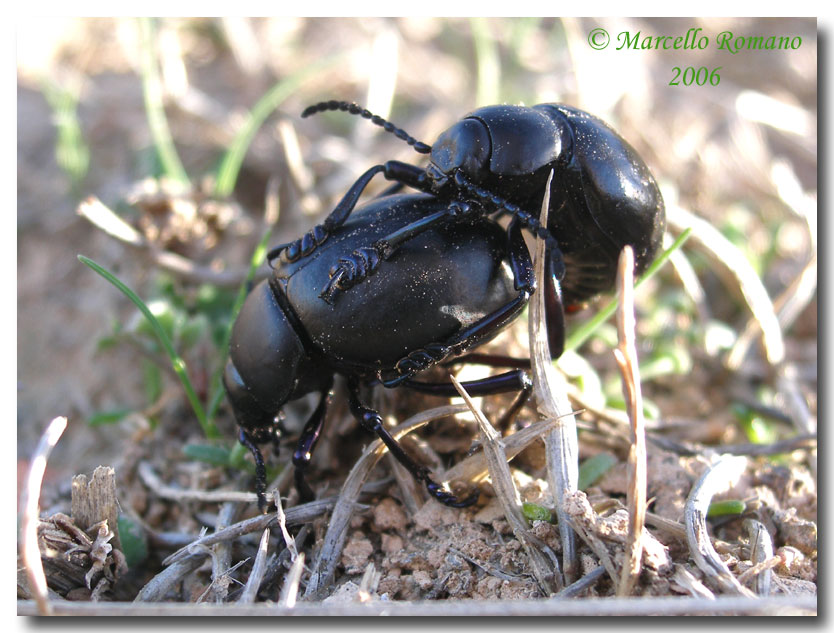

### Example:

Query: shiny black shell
xmin=432 ymin=103 xmax=665 ymax=306
xmin=272 ymin=193 xmax=516 ymax=375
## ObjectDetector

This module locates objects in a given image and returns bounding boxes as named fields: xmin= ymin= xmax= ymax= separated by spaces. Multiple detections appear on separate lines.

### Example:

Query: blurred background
xmin=17 ymin=17 xmax=817 ymax=495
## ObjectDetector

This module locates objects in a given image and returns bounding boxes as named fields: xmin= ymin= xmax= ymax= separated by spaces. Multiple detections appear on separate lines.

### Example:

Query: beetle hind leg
xmin=347 ymin=377 xmax=479 ymax=508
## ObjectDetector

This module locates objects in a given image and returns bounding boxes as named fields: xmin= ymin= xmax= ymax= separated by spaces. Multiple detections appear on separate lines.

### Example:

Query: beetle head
xmin=224 ymin=280 xmax=320 ymax=434
xmin=427 ymin=118 xmax=491 ymax=191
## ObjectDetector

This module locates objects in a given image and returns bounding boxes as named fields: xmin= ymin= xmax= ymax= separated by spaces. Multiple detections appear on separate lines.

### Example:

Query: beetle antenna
xmin=302 ymin=100 xmax=432 ymax=154
xmin=453 ymin=171 xmax=567 ymax=280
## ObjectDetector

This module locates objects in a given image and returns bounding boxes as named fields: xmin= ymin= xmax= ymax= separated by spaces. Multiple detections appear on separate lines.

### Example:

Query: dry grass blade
xmin=273 ymin=494 xmax=298 ymax=561
xmin=443 ymin=415 xmax=563 ymax=483
xmin=134 ymin=554 xmax=206 ymax=602
xmin=667 ymin=204 xmax=784 ymax=366
xmin=280 ymin=552 xmax=305 ymax=608
xmin=450 ymin=375 xmax=558 ymax=594
xmin=386 ymin=453 xmax=423 ymax=516
xmin=162 ymin=498 xmax=336 ymax=566
xmin=645 ymin=512 xmax=687 ymax=540
xmin=731 ymin=254 xmax=817 ymax=366
xmin=672 ymin=565 xmax=716 ymax=599
xmin=742 ymin=519 xmax=774 ymax=596
xmin=776 ymin=363 xmax=817 ymax=437
xmin=237 ymin=528 xmax=271 ymax=604
xmin=138 ymin=461 xmax=269 ymax=506
xmin=684 ymin=455 xmax=755 ymax=596
xmin=304 ymin=404 xmax=470 ymax=599
xmin=553 ymin=564 xmax=606 ymax=598
xmin=612 ymin=246 xmax=648 ymax=597
xmin=19 ymin=416 xmax=68 ymax=616
xmin=357 ymin=562 xmax=381 ymax=602
xmin=666 ymin=234 xmax=710 ymax=324
xmin=529 ymin=170 xmax=578 ymax=582
xmin=210 ymin=501 xmax=241 ymax=602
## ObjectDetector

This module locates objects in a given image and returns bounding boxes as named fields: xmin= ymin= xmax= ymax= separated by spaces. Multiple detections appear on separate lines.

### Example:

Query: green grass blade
xmin=470 ymin=17 xmax=501 ymax=106
xmin=137 ymin=17 xmax=189 ymax=185
xmin=213 ymin=55 xmax=340 ymax=198
xmin=40 ymin=76 xmax=89 ymax=190
xmin=564 ymin=229 xmax=692 ymax=354
xmin=578 ymin=453 xmax=618 ymax=490
xmin=78 ymin=255 xmax=217 ymax=438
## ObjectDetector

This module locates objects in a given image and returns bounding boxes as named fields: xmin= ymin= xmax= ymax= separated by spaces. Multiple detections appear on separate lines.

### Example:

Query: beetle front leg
xmin=291 ymin=380 xmax=334 ymax=501
xmin=346 ymin=377 xmax=479 ymax=508
xmin=319 ymin=200 xmax=480 ymax=303
xmin=238 ymin=429 xmax=270 ymax=514
xmin=273 ymin=161 xmax=430 ymax=264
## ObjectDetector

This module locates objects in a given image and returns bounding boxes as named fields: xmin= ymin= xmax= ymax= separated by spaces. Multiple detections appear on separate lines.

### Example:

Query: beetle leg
xmin=402 ymin=369 xmax=532 ymax=397
xmin=382 ymin=217 xmax=535 ymax=387
xmin=346 ymin=377 xmax=479 ymax=508
xmin=291 ymin=380 xmax=334 ymax=502
xmin=319 ymin=201 xmax=479 ymax=303
xmin=452 ymin=171 xmax=567 ymax=281
xmin=403 ymin=369 xmax=535 ymax=432
xmin=238 ymin=429 xmax=269 ymax=514
xmin=277 ymin=161 xmax=431 ymax=264
xmin=544 ymin=250 xmax=567 ymax=359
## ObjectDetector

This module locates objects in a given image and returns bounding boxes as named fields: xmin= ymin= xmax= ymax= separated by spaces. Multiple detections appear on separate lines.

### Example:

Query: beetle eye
xmin=429 ymin=118 xmax=491 ymax=185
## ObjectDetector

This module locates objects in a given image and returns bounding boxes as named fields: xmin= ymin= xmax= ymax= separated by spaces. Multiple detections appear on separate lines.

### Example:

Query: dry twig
xmin=162 ymin=498 xmax=337 ymax=566
xmin=742 ymin=518 xmax=774 ymax=596
xmin=273 ymin=494 xmax=298 ymax=561
xmin=280 ymin=552 xmax=305 ymax=608
xmin=237 ymin=528 xmax=271 ymax=604
xmin=684 ymin=455 xmax=755 ymax=597
xmin=138 ymin=460 xmax=269 ymax=506
xmin=20 ymin=416 xmax=68 ymax=616
xmin=612 ymin=246 xmax=648 ymax=596
xmin=209 ymin=500 xmax=242 ymax=602
xmin=529 ymin=171 xmax=579 ymax=583
xmin=134 ymin=554 xmax=206 ymax=602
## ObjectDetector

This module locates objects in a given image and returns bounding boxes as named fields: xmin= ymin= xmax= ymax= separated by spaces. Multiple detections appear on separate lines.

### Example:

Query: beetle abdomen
xmin=274 ymin=194 xmax=516 ymax=371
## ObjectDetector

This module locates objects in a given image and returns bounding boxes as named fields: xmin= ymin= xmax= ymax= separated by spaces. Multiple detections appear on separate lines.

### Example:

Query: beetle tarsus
xmin=238 ymin=429 xmax=269 ymax=514
xmin=319 ymin=245 xmax=384 ymax=303
xmin=346 ymin=377 xmax=478 ymax=508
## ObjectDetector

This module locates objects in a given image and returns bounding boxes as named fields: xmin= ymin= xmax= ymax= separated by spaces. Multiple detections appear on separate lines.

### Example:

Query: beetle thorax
xmin=427 ymin=118 xmax=491 ymax=191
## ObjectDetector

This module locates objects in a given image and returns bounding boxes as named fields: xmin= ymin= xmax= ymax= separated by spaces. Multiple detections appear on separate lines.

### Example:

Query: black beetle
xmin=279 ymin=101 xmax=665 ymax=338
xmin=225 ymin=193 xmax=537 ymax=511
xmin=227 ymin=102 xmax=666 ymax=512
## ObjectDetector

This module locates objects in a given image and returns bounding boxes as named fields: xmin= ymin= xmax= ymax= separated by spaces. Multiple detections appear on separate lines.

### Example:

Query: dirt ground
xmin=17 ymin=17 xmax=816 ymax=611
